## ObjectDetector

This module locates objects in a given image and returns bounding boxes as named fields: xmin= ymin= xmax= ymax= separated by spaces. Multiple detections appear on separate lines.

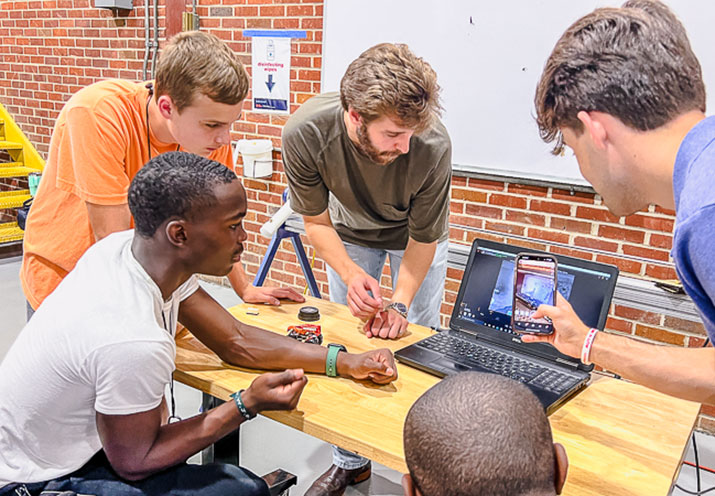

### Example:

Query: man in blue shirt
xmin=528 ymin=0 xmax=715 ymax=405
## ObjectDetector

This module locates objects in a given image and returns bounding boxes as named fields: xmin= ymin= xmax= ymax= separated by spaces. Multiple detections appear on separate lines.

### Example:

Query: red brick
xmin=488 ymin=193 xmax=527 ymax=209
xmin=507 ymin=183 xmax=548 ymax=197
xmin=624 ymin=214 xmax=675 ymax=233
xmin=649 ymin=234 xmax=673 ymax=250
xmin=505 ymin=210 xmax=546 ymax=226
xmin=576 ymin=206 xmax=621 ymax=223
xmin=634 ymin=324 xmax=686 ymax=346
xmin=622 ymin=245 xmax=670 ymax=262
xmin=550 ymin=217 xmax=592 ymax=234
xmin=598 ymin=225 xmax=645 ymax=244
xmin=549 ymin=246 xmax=594 ymax=260
xmin=644 ymin=263 xmax=677 ymax=280
xmin=529 ymin=199 xmax=571 ymax=216
xmin=464 ymin=203 xmax=502 ymax=219
xmin=450 ymin=214 xmax=483 ymax=229
xmin=606 ymin=316 xmax=633 ymax=334
xmin=663 ymin=316 xmax=706 ymax=336
xmin=596 ymin=254 xmax=642 ymax=275
xmin=654 ymin=206 xmax=676 ymax=216
xmin=613 ymin=305 xmax=662 ymax=325
xmin=509 ymin=238 xmax=547 ymax=252
xmin=466 ymin=231 xmax=504 ymax=244
xmin=467 ymin=178 xmax=504 ymax=191
xmin=573 ymin=236 xmax=619 ymax=253
xmin=527 ymin=228 xmax=570 ymax=244
xmin=452 ymin=188 xmax=487 ymax=203
xmin=485 ymin=221 xmax=525 ymax=236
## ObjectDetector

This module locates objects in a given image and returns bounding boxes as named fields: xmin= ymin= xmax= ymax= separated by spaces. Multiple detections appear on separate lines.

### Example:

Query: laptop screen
xmin=450 ymin=239 xmax=618 ymax=364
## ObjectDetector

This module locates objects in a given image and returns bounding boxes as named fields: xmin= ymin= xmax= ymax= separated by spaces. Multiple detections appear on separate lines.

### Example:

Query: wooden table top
xmin=174 ymin=296 xmax=700 ymax=495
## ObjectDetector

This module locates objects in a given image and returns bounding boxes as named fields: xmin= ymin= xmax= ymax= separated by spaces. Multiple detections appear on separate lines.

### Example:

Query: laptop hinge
xmin=554 ymin=356 xmax=580 ymax=370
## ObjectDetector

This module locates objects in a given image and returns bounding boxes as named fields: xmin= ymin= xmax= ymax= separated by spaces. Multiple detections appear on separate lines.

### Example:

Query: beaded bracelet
xmin=230 ymin=389 xmax=256 ymax=421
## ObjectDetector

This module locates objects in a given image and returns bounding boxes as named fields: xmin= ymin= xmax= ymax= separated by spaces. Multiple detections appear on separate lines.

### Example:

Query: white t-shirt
xmin=0 ymin=230 xmax=199 ymax=487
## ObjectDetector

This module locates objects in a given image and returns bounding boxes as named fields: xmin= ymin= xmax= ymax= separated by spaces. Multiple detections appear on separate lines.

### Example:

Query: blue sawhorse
xmin=253 ymin=224 xmax=322 ymax=299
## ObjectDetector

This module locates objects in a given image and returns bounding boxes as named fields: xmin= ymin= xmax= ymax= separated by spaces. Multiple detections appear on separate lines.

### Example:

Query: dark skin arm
xmin=177 ymin=287 xmax=399 ymax=384
xmin=98 ymin=287 xmax=397 ymax=481
xmin=97 ymin=369 xmax=306 ymax=481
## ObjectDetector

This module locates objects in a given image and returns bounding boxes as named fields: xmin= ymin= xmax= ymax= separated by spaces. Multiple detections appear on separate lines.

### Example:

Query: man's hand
xmin=339 ymin=349 xmax=398 ymax=385
xmin=363 ymin=309 xmax=409 ymax=340
xmin=241 ymin=369 xmax=308 ymax=415
xmin=346 ymin=271 xmax=383 ymax=320
xmin=241 ymin=285 xmax=306 ymax=306
xmin=520 ymin=294 xmax=591 ymax=358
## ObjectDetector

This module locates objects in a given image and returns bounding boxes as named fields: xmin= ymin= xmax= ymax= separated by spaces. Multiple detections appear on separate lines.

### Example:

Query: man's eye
xmin=206 ymin=123 xmax=220 ymax=129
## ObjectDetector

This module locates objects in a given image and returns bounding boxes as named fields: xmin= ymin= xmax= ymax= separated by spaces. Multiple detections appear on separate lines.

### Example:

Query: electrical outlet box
xmin=94 ymin=0 xmax=133 ymax=10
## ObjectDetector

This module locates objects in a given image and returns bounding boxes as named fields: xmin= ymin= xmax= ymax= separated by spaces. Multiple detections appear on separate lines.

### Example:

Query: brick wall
xmin=1 ymin=0 xmax=713 ymax=431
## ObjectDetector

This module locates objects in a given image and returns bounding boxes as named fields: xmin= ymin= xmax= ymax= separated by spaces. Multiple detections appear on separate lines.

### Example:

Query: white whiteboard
xmin=322 ymin=0 xmax=715 ymax=186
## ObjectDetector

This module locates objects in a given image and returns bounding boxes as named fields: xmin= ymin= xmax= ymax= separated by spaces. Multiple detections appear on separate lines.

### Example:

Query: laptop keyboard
xmin=418 ymin=333 xmax=581 ymax=394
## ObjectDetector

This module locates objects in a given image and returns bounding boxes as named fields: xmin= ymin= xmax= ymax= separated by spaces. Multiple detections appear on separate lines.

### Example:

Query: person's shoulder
xmin=415 ymin=117 xmax=451 ymax=150
xmin=284 ymin=92 xmax=342 ymax=140
xmin=66 ymin=79 xmax=144 ymax=116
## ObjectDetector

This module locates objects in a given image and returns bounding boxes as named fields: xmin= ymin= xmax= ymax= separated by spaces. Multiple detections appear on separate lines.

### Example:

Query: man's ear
xmin=165 ymin=220 xmax=187 ymax=247
xmin=347 ymin=107 xmax=363 ymax=127
xmin=576 ymin=110 xmax=608 ymax=150
xmin=553 ymin=442 xmax=569 ymax=494
xmin=156 ymin=94 xmax=175 ymax=120
xmin=401 ymin=473 xmax=420 ymax=496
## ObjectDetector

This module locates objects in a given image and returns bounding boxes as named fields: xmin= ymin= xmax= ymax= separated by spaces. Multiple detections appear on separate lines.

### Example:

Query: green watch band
xmin=326 ymin=343 xmax=347 ymax=377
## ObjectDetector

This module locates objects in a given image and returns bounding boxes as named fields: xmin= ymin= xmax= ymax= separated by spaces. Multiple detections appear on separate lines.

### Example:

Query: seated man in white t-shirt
xmin=0 ymin=151 xmax=399 ymax=496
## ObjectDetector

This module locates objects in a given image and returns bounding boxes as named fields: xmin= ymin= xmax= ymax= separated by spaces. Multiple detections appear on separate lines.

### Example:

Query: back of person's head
xmin=535 ymin=0 xmax=705 ymax=154
xmin=403 ymin=372 xmax=566 ymax=496
xmin=340 ymin=43 xmax=442 ymax=133
xmin=128 ymin=151 xmax=238 ymax=237
xmin=155 ymin=31 xmax=249 ymax=112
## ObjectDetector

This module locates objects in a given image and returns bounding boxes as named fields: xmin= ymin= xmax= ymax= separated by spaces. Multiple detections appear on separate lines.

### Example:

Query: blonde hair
xmin=340 ymin=43 xmax=442 ymax=132
xmin=155 ymin=31 xmax=249 ymax=112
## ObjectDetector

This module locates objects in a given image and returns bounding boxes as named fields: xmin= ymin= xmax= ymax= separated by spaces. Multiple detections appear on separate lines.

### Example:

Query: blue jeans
xmin=327 ymin=239 xmax=448 ymax=469
xmin=0 ymin=451 xmax=269 ymax=496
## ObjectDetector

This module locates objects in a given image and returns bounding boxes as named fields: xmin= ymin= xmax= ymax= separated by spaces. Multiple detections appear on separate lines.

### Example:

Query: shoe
xmin=304 ymin=462 xmax=372 ymax=496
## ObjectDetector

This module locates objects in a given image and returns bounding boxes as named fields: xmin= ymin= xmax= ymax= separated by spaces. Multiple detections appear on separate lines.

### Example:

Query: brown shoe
xmin=304 ymin=462 xmax=372 ymax=496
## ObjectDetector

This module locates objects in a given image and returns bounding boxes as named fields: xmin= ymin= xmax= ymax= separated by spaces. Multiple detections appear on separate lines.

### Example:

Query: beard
xmin=355 ymin=122 xmax=403 ymax=165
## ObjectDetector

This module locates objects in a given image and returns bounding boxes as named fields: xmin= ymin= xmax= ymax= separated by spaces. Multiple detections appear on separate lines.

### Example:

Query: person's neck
xmin=147 ymin=97 xmax=178 ymax=146
xmin=131 ymin=235 xmax=189 ymax=301
xmin=625 ymin=110 xmax=705 ymax=210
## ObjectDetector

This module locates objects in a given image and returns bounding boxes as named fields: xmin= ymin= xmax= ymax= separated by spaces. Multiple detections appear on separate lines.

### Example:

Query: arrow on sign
xmin=266 ymin=74 xmax=275 ymax=92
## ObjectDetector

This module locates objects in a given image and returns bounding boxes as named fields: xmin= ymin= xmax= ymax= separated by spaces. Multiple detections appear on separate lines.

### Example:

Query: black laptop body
xmin=395 ymin=238 xmax=619 ymax=414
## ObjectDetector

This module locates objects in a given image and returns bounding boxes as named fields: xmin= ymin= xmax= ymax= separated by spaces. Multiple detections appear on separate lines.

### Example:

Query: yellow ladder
xmin=0 ymin=102 xmax=44 ymax=246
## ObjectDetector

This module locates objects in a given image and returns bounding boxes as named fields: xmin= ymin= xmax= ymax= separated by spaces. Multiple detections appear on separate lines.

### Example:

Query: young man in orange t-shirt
xmin=21 ymin=31 xmax=304 ymax=315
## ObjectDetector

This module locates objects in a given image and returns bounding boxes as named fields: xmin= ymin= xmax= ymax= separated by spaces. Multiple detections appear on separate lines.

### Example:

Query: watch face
xmin=390 ymin=302 xmax=407 ymax=314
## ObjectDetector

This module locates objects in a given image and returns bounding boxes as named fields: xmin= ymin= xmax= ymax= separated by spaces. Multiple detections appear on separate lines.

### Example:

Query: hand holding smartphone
xmin=512 ymin=252 xmax=557 ymax=335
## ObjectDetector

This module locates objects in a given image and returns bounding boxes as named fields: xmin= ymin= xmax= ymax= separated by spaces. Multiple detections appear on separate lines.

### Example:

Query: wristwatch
xmin=385 ymin=301 xmax=408 ymax=319
xmin=326 ymin=343 xmax=347 ymax=377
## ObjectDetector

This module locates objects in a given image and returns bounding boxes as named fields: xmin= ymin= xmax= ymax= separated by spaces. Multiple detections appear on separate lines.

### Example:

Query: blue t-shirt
xmin=672 ymin=116 xmax=715 ymax=342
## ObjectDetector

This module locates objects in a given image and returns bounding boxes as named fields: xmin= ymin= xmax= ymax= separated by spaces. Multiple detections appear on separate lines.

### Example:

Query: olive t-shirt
xmin=282 ymin=92 xmax=452 ymax=250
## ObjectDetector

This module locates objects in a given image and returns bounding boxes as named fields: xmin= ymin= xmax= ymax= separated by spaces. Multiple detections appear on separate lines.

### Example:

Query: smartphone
xmin=512 ymin=252 xmax=557 ymax=335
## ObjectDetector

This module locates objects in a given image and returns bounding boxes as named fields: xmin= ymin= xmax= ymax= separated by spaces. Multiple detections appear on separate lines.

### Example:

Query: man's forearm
xmin=591 ymin=332 xmax=715 ymax=404
xmin=392 ymin=239 xmax=437 ymax=308
xmin=227 ymin=263 xmax=251 ymax=298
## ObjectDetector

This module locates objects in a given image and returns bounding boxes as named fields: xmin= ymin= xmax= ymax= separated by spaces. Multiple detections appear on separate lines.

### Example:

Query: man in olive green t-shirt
xmin=282 ymin=43 xmax=451 ymax=495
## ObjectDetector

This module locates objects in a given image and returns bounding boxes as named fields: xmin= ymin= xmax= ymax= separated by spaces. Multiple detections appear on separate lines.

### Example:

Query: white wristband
xmin=581 ymin=328 xmax=599 ymax=365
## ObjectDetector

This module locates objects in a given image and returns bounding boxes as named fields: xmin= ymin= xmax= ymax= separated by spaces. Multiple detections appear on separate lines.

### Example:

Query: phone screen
xmin=512 ymin=253 xmax=557 ymax=334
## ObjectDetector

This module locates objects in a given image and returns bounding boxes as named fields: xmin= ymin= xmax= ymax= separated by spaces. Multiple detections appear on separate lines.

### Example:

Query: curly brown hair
xmin=340 ymin=43 xmax=442 ymax=133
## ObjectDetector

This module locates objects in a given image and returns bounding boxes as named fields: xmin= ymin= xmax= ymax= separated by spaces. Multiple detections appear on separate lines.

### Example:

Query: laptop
xmin=395 ymin=238 xmax=619 ymax=414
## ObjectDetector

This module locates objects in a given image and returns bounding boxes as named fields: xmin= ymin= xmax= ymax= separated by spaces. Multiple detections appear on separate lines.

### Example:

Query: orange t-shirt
xmin=21 ymin=79 xmax=233 ymax=310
